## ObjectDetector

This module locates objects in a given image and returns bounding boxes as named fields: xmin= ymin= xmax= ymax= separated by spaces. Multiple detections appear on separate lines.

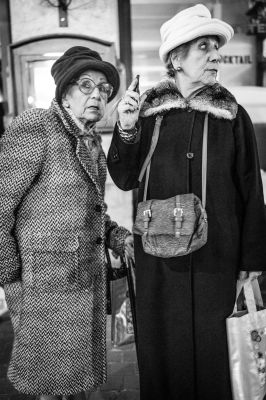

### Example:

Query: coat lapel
xmin=75 ymin=137 xmax=104 ymax=197
xmin=97 ymin=149 xmax=107 ymax=195
xmin=50 ymin=100 xmax=105 ymax=197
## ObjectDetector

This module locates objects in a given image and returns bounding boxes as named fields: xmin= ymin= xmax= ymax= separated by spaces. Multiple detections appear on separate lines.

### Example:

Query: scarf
xmin=64 ymin=106 xmax=102 ymax=166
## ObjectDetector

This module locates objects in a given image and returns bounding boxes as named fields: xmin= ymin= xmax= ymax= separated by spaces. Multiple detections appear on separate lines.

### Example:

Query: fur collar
xmin=140 ymin=79 xmax=238 ymax=120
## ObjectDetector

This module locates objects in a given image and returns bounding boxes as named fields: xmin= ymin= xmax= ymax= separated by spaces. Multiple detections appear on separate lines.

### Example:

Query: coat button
xmin=95 ymin=204 xmax=101 ymax=212
xmin=186 ymin=152 xmax=194 ymax=159
xmin=96 ymin=237 xmax=103 ymax=245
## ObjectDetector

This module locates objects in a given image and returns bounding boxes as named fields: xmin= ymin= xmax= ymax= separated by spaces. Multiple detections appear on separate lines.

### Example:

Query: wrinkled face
xmin=175 ymin=36 xmax=221 ymax=86
xmin=64 ymin=70 xmax=109 ymax=123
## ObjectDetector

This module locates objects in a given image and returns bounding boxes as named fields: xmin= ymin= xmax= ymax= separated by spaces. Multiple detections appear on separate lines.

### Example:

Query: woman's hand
xmin=238 ymin=270 xmax=262 ymax=281
xmin=124 ymin=235 xmax=134 ymax=260
xmin=118 ymin=76 xmax=146 ymax=130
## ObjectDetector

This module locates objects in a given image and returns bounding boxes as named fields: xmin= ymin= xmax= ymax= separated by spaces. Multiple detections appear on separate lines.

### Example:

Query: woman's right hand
xmin=118 ymin=76 xmax=145 ymax=130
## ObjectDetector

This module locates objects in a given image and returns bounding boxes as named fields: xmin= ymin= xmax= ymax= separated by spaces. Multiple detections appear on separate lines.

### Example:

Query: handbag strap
xmin=138 ymin=113 xmax=208 ymax=206
xmin=138 ymin=115 xmax=163 ymax=185
xmin=201 ymin=113 xmax=208 ymax=209
xmin=234 ymin=278 xmax=264 ymax=314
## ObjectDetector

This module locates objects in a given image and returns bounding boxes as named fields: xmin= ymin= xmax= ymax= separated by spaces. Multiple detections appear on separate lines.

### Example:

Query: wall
xmin=9 ymin=0 xmax=119 ymax=54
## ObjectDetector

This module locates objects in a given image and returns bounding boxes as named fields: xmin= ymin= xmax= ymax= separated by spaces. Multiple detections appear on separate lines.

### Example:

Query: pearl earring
xmin=177 ymin=66 xmax=182 ymax=72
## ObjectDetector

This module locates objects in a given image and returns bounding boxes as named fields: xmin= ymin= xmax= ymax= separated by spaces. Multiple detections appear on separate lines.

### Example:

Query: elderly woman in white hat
xmin=108 ymin=4 xmax=266 ymax=400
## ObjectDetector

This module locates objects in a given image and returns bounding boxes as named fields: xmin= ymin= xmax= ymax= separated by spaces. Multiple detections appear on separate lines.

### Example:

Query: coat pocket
xmin=29 ymin=235 xmax=79 ymax=292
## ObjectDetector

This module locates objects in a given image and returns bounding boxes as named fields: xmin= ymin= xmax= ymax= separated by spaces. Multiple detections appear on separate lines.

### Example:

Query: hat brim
xmin=56 ymin=59 xmax=120 ymax=103
xmin=159 ymin=19 xmax=234 ymax=63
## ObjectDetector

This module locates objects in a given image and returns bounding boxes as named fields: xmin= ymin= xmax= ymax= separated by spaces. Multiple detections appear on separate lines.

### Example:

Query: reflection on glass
xmin=28 ymin=59 xmax=56 ymax=109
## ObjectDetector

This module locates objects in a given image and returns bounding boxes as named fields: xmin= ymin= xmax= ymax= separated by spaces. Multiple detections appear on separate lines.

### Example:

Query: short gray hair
xmin=165 ymin=42 xmax=191 ymax=77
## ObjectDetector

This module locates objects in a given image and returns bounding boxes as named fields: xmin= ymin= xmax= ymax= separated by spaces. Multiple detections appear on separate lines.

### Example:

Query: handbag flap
xmin=133 ymin=193 xmax=201 ymax=236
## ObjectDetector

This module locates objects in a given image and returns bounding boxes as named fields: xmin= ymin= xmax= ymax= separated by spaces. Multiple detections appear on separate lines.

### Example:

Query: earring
xmin=63 ymin=101 xmax=70 ymax=108
xmin=177 ymin=66 xmax=182 ymax=72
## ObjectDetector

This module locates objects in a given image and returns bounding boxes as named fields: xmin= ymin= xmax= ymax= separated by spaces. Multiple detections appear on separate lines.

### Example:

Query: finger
xmin=120 ymin=103 xmax=138 ymax=114
xmin=124 ymin=90 xmax=140 ymax=104
xmin=250 ymin=272 xmax=262 ymax=281
xmin=128 ymin=76 xmax=139 ymax=91
xmin=124 ymin=96 xmax=138 ymax=108
xmin=239 ymin=271 xmax=248 ymax=281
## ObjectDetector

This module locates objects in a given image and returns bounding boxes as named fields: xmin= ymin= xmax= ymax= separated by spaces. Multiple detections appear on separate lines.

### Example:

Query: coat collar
xmin=50 ymin=99 xmax=106 ymax=197
xmin=140 ymin=79 xmax=238 ymax=120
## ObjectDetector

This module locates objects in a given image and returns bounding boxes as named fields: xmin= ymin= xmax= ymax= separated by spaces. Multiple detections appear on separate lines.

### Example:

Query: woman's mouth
xmin=87 ymin=105 xmax=99 ymax=111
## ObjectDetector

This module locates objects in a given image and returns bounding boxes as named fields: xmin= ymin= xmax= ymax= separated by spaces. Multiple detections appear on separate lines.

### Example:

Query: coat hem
xmin=8 ymin=375 xmax=106 ymax=396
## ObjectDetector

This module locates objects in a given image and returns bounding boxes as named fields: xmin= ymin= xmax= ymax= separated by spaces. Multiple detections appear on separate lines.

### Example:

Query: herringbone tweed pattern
xmin=0 ymin=100 xmax=129 ymax=395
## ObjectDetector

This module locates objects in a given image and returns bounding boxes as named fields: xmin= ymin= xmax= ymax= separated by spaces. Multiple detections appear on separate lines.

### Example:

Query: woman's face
xmin=64 ymin=70 xmax=110 ymax=124
xmin=175 ymin=36 xmax=221 ymax=87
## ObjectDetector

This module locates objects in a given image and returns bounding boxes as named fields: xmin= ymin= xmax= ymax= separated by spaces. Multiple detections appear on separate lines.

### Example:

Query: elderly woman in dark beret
xmin=108 ymin=4 xmax=266 ymax=400
xmin=0 ymin=46 xmax=133 ymax=400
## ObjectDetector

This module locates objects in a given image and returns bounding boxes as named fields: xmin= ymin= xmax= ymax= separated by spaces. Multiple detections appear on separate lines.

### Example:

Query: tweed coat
xmin=107 ymin=79 xmax=266 ymax=400
xmin=0 ymin=100 xmax=129 ymax=395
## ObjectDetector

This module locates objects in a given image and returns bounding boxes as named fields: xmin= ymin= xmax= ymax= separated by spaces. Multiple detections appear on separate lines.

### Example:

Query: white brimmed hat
xmin=159 ymin=3 xmax=234 ymax=64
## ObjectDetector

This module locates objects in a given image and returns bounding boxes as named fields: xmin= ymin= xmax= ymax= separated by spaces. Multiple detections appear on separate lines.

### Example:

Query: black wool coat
xmin=107 ymin=80 xmax=266 ymax=400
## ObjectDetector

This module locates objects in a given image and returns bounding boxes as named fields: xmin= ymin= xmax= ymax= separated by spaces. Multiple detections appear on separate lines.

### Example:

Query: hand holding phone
xmin=118 ymin=75 xmax=142 ymax=130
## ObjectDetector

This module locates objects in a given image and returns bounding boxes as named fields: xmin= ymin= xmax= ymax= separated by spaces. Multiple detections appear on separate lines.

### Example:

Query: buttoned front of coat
xmin=0 ymin=100 xmax=129 ymax=395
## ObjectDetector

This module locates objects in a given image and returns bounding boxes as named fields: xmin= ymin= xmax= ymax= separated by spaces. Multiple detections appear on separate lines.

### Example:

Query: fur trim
xmin=140 ymin=79 xmax=238 ymax=120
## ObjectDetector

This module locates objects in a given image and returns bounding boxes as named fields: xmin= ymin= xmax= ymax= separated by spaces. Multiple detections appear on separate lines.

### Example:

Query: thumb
xmin=239 ymin=270 xmax=248 ymax=281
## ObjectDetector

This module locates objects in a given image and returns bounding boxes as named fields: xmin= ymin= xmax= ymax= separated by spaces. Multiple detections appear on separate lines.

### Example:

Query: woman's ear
xmin=170 ymin=51 xmax=181 ymax=71
xmin=62 ymin=98 xmax=70 ymax=108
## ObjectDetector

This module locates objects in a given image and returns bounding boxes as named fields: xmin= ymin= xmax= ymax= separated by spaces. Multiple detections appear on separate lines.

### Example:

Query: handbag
xmin=226 ymin=279 xmax=266 ymax=400
xmin=133 ymin=113 xmax=208 ymax=258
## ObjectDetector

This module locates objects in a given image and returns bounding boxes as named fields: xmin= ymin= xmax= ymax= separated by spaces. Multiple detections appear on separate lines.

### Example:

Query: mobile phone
xmin=134 ymin=75 xmax=140 ymax=94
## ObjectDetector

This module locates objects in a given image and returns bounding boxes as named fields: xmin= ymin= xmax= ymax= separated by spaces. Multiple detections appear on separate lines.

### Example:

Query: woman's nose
xmin=90 ymin=86 xmax=101 ymax=99
xmin=209 ymin=48 xmax=221 ymax=63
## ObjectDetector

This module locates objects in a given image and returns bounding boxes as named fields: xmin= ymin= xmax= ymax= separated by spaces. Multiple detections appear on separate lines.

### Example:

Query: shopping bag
xmin=226 ymin=279 xmax=266 ymax=400
xmin=111 ymin=261 xmax=136 ymax=347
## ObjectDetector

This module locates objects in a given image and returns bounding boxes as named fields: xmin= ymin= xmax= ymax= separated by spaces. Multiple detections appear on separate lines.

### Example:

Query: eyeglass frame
xmin=71 ymin=77 xmax=114 ymax=100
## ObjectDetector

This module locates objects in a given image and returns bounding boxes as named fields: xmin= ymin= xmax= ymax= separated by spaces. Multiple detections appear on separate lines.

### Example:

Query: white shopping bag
xmin=226 ymin=279 xmax=266 ymax=400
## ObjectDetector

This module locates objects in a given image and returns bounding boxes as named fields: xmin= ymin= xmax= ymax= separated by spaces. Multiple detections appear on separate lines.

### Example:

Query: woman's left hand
xmin=238 ymin=270 xmax=262 ymax=281
xmin=124 ymin=235 xmax=134 ymax=260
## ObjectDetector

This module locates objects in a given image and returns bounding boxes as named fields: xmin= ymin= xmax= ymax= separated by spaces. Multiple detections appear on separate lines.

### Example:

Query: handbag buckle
xmin=143 ymin=209 xmax=151 ymax=230
xmin=174 ymin=207 xmax=183 ymax=238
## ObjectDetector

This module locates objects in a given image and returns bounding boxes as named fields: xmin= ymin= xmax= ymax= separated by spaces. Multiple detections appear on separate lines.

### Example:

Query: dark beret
xmin=51 ymin=46 xmax=120 ymax=102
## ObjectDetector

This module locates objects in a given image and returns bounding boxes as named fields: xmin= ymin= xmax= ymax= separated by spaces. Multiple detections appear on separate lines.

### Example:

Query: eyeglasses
xmin=74 ymin=78 xmax=113 ymax=100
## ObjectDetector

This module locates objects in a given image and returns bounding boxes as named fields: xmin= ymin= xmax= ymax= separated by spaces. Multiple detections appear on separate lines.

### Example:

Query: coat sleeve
xmin=107 ymin=122 xmax=143 ymax=191
xmin=234 ymin=105 xmax=266 ymax=271
xmin=0 ymin=111 xmax=46 ymax=285
xmin=104 ymin=209 xmax=131 ymax=256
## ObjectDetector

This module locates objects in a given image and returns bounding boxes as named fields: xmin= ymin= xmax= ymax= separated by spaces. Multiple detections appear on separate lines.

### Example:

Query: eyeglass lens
xmin=77 ymin=79 xmax=113 ymax=99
